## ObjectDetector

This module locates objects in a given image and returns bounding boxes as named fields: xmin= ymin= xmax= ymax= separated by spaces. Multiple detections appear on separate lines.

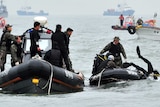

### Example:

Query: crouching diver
xmin=122 ymin=46 xmax=159 ymax=80
xmin=92 ymin=54 xmax=117 ymax=75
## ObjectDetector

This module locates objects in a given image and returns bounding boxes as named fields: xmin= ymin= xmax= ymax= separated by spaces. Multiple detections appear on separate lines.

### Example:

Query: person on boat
xmin=99 ymin=36 xmax=127 ymax=67
xmin=122 ymin=46 xmax=159 ymax=79
xmin=44 ymin=49 xmax=63 ymax=67
xmin=92 ymin=54 xmax=116 ymax=75
xmin=64 ymin=28 xmax=74 ymax=72
xmin=30 ymin=21 xmax=42 ymax=58
xmin=51 ymin=24 xmax=72 ymax=71
xmin=136 ymin=18 xmax=143 ymax=25
xmin=119 ymin=14 xmax=124 ymax=27
xmin=0 ymin=24 xmax=21 ymax=71
xmin=10 ymin=36 xmax=23 ymax=66
xmin=107 ymin=55 xmax=117 ymax=68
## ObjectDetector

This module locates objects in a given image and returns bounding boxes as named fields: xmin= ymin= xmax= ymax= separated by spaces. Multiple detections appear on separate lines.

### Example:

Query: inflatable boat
xmin=0 ymin=17 xmax=84 ymax=94
xmin=89 ymin=54 xmax=145 ymax=86
xmin=89 ymin=68 xmax=143 ymax=86
xmin=89 ymin=45 xmax=160 ymax=86
xmin=0 ymin=59 xmax=84 ymax=94
xmin=111 ymin=16 xmax=135 ymax=31
xmin=111 ymin=25 xmax=127 ymax=30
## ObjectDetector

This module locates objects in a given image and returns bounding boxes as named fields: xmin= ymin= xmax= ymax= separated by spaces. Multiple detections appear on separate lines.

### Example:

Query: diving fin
xmin=122 ymin=62 xmax=131 ymax=68
xmin=136 ymin=46 xmax=141 ymax=57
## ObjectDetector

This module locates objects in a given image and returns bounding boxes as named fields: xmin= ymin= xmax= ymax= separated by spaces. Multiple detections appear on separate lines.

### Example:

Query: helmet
xmin=108 ymin=55 xmax=114 ymax=61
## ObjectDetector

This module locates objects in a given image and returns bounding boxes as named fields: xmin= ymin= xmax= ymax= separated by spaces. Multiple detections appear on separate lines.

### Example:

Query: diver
xmin=44 ymin=49 xmax=63 ymax=67
xmin=51 ymin=24 xmax=72 ymax=71
xmin=30 ymin=21 xmax=42 ymax=58
xmin=92 ymin=54 xmax=116 ymax=75
xmin=122 ymin=46 xmax=159 ymax=80
xmin=99 ymin=36 xmax=127 ymax=67
xmin=136 ymin=18 xmax=143 ymax=25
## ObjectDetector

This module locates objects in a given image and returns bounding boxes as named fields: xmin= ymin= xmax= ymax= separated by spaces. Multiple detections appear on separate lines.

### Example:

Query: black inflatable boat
xmin=0 ymin=59 xmax=84 ymax=94
xmin=0 ymin=19 xmax=84 ymax=94
xmin=89 ymin=54 xmax=145 ymax=86
xmin=89 ymin=68 xmax=143 ymax=86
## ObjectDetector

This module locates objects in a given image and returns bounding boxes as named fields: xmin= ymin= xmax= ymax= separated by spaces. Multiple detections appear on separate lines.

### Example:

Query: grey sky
xmin=4 ymin=0 xmax=160 ymax=16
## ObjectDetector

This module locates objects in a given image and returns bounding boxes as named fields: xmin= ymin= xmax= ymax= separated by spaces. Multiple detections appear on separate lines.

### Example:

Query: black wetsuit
xmin=51 ymin=31 xmax=71 ymax=71
xmin=44 ymin=49 xmax=63 ymax=67
xmin=30 ymin=29 xmax=42 ymax=57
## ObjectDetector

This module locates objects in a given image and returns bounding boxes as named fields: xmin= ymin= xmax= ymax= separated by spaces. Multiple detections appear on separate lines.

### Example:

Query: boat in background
xmin=17 ymin=6 xmax=49 ymax=16
xmin=111 ymin=16 xmax=135 ymax=30
xmin=128 ymin=25 xmax=160 ymax=40
xmin=103 ymin=3 xmax=134 ymax=16
xmin=0 ymin=0 xmax=8 ymax=18
xmin=136 ymin=26 xmax=160 ymax=40
xmin=127 ymin=13 xmax=160 ymax=40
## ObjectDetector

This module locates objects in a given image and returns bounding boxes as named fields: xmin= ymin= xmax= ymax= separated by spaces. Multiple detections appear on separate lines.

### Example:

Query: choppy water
xmin=1 ymin=15 xmax=160 ymax=107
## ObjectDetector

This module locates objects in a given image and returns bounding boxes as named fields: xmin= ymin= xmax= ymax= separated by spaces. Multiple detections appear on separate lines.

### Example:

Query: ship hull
xmin=17 ymin=10 xmax=49 ymax=16
xmin=103 ymin=10 xmax=134 ymax=16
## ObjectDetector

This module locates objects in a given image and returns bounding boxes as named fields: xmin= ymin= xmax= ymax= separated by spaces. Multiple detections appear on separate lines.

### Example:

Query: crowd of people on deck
xmin=0 ymin=22 xmax=74 ymax=72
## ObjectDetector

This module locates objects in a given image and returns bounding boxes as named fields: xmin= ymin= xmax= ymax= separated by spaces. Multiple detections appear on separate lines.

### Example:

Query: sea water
xmin=0 ymin=15 xmax=160 ymax=107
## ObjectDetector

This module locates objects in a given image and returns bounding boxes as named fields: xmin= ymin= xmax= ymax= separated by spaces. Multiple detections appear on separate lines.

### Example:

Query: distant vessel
xmin=0 ymin=0 xmax=8 ymax=17
xmin=103 ymin=3 xmax=134 ymax=16
xmin=17 ymin=6 xmax=49 ymax=16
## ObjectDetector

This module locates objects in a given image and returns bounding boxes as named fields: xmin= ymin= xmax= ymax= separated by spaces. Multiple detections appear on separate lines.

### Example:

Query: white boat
xmin=136 ymin=26 xmax=160 ymax=40
xmin=128 ymin=25 xmax=160 ymax=40
xmin=127 ymin=26 xmax=160 ymax=40
xmin=127 ymin=14 xmax=160 ymax=40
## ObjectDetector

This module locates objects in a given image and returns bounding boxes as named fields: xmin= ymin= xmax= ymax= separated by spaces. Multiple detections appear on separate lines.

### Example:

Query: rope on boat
xmin=98 ymin=68 xmax=105 ymax=88
xmin=48 ymin=62 xmax=53 ymax=95
xmin=32 ymin=55 xmax=54 ymax=95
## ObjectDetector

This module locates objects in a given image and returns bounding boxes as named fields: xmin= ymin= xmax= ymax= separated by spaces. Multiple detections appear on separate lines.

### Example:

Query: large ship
xmin=103 ymin=3 xmax=134 ymax=16
xmin=0 ymin=0 xmax=8 ymax=17
xmin=17 ymin=6 xmax=49 ymax=16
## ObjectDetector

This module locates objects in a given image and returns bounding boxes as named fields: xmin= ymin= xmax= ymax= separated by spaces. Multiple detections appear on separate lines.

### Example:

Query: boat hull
xmin=103 ymin=10 xmax=134 ymax=16
xmin=136 ymin=27 xmax=160 ymax=40
xmin=111 ymin=25 xmax=127 ymax=30
xmin=89 ymin=68 xmax=142 ymax=86
xmin=17 ymin=10 xmax=49 ymax=16
xmin=0 ymin=59 xmax=84 ymax=94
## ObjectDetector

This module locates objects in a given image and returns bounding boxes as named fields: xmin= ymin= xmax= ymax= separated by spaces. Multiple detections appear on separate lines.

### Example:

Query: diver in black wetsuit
xmin=123 ymin=46 xmax=159 ymax=79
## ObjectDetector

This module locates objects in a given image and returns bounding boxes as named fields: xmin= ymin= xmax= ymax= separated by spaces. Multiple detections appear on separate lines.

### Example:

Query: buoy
xmin=128 ymin=26 xmax=136 ymax=35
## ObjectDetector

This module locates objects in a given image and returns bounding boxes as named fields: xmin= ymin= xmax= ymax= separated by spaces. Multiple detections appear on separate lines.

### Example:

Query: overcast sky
xmin=4 ymin=0 xmax=160 ymax=16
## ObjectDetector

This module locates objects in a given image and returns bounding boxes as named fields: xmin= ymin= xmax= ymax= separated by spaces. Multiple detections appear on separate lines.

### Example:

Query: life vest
xmin=109 ymin=42 xmax=121 ymax=57
xmin=119 ymin=15 xmax=124 ymax=20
